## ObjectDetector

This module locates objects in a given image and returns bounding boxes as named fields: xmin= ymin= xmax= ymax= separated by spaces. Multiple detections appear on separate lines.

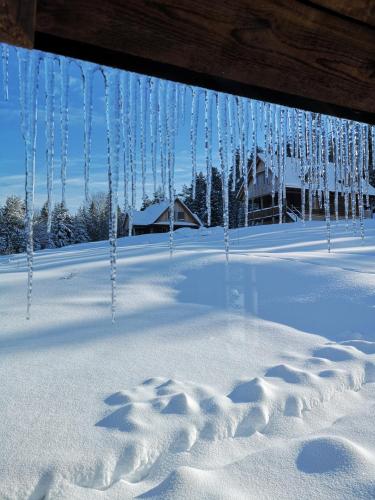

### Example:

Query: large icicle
xmin=159 ymin=79 xmax=167 ymax=198
xmin=204 ymin=89 xmax=213 ymax=226
xmin=104 ymin=68 xmax=121 ymax=322
xmin=127 ymin=73 xmax=137 ymax=236
xmin=44 ymin=56 xmax=56 ymax=234
xmin=82 ymin=63 xmax=94 ymax=203
xmin=120 ymin=72 xmax=129 ymax=213
xmin=60 ymin=57 xmax=70 ymax=206
xmin=19 ymin=50 xmax=40 ymax=319
xmin=149 ymin=77 xmax=158 ymax=194
xmin=166 ymin=81 xmax=177 ymax=256
xmin=190 ymin=88 xmax=199 ymax=199
xmin=217 ymin=93 xmax=230 ymax=260
xmin=140 ymin=76 xmax=148 ymax=202
xmin=322 ymin=115 xmax=331 ymax=252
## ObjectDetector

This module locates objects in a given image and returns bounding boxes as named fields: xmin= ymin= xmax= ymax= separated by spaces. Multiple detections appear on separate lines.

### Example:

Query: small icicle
xmin=2 ymin=43 xmax=9 ymax=100
xmin=228 ymin=95 xmax=237 ymax=191
xmin=104 ymin=68 xmax=121 ymax=323
xmin=60 ymin=57 xmax=70 ymax=206
xmin=82 ymin=62 xmax=94 ymax=203
xmin=204 ymin=89 xmax=213 ymax=226
xmin=120 ymin=72 xmax=129 ymax=213
xmin=44 ymin=56 xmax=56 ymax=235
xmin=190 ymin=88 xmax=199 ymax=199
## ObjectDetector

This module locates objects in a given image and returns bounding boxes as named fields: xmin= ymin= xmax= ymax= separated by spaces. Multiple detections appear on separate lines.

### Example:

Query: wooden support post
xmin=0 ymin=0 xmax=36 ymax=48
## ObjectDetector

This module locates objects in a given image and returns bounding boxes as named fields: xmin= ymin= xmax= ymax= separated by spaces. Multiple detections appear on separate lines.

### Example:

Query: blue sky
xmin=0 ymin=45 xmax=220 ymax=212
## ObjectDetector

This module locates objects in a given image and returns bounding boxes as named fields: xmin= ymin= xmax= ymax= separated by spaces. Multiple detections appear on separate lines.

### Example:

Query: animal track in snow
xmin=93 ymin=340 xmax=375 ymax=487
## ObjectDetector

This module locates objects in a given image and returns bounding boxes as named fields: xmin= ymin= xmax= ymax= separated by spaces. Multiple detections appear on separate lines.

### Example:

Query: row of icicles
xmin=1 ymin=43 xmax=374 ymax=321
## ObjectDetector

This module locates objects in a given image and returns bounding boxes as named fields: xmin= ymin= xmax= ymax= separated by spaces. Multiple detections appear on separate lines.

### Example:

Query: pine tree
xmin=51 ymin=202 xmax=74 ymax=248
xmin=0 ymin=196 xmax=26 ymax=254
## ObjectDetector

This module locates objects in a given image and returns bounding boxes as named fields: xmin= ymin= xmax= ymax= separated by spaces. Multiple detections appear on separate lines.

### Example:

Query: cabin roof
xmin=132 ymin=197 xmax=202 ymax=227
xmin=257 ymin=153 xmax=375 ymax=196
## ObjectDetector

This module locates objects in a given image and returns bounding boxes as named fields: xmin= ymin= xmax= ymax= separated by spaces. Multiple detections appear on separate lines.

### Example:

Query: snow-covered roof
xmin=257 ymin=153 xmax=375 ymax=196
xmin=132 ymin=198 xmax=202 ymax=227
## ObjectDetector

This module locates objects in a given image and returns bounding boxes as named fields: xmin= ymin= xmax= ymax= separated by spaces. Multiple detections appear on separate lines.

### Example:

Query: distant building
xmin=125 ymin=197 xmax=202 ymax=236
xmin=238 ymin=154 xmax=375 ymax=225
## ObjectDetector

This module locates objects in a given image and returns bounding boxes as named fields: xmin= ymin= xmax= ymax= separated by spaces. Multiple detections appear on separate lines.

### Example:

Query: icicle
xmin=139 ymin=76 xmax=148 ymax=202
xmin=2 ymin=43 xmax=9 ymax=100
xmin=350 ymin=122 xmax=358 ymax=233
xmin=149 ymin=77 xmax=158 ymax=195
xmin=190 ymin=88 xmax=199 ymax=199
xmin=298 ymin=110 xmax=306 ymax=224
xmin=322 ymin=115 xmax=331 ymax=252
xmin=217 ymin=93 xmax=230 ymax=260
xmin=204 ymin=89 xmax=213 ymax=226
xmin=166 ymin=81 xmax=177 ymax=256
xmin=238 ymin=98 xmax=248 ymax=226
xmin=19 ymin=50 xmax=40 ymax=319
xmin=343 ymin=120 xmax=350 ymax=229
xmin=127 ymin=73 xmax=137 ymax=236
xmin=278 ymin=107 xmax=286 ymax=224
xmin=228 ymin=95 xmax=237 ymax=191
xmin=159 ymin=79 xmax=167 ymax=197
xmin=358 ymin=124 xmax=365 ymax=242
xmin=331 ymin=117 xmax=339 ymax=222
xmin=60 ymin=57 xmax=70 ymax=206
xmin=120 ymin=72 xmax=129 ymax=213
xmin=104 ymin=69 xmax=121 ymax=323
xmin=44 ymin=56 xmax=55 ymax=235
xmin=364 ymin=124 xmax=370 ymax=208
xmin=83 ymin=63 xmax=94 ymax=203
xmin=251 ymin=100 xmax=257 ymax=186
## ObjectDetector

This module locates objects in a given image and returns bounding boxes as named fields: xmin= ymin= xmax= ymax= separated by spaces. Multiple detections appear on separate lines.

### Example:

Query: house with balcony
xmin=237 ymin=154 xmax=375 ymax=225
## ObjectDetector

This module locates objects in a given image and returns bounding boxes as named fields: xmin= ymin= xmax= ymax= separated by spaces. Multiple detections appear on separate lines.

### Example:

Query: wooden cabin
xmin=238 ymin=154 xmax=375 ymax=225
xmin=125 ymin=197 xmax=202 ymax=236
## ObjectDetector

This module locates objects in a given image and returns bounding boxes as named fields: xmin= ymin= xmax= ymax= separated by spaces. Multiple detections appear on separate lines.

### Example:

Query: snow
xmin=1 ymin=220 xmax=375 ymax=499
xmin=132 ymin=201 xmax=170 ymax=225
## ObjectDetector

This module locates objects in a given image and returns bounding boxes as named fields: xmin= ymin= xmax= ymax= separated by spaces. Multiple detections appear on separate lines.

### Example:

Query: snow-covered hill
xmin=1 ymin=221 xmax=375 ymax=499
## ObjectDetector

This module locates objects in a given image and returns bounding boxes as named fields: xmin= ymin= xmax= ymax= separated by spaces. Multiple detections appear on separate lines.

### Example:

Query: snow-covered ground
xmin=1 ymin=220 xmax=375 ymax=499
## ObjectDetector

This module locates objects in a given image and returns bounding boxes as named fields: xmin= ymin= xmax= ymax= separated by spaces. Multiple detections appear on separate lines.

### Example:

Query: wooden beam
xmin=308 ymin=0 xmax=375 ymax=27
xmin=0 ymin=0 xmax=36 ymax=48
xmin=34 ymin=0 xmax=375 ymax=124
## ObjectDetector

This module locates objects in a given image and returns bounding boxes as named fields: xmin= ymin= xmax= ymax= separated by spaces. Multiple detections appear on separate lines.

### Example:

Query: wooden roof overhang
xmin=1 ymin=1 xmax=375 ymax=123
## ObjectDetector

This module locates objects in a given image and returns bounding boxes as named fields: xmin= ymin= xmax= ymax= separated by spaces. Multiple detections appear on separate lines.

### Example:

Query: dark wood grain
xmin=308 ymin=0 xmax=375 ymax=27
xmin=0 ymin=0 xmax=36 ymax=47
xmin=34 ymin=0 xmax=375 ymax=122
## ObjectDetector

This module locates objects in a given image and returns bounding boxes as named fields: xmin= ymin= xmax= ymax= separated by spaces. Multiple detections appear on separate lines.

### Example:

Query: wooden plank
xmin=0 ymin=0 xmax=36 ymax=48
xmin=34 ymin=0 xmax=375 ymax=123
xmin=308 ymin=0 xmax=375 ymax=27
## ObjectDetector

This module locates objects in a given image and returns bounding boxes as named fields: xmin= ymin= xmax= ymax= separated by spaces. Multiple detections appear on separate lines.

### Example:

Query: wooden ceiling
xmin=1 ymin=0 xmax=375 ymax=123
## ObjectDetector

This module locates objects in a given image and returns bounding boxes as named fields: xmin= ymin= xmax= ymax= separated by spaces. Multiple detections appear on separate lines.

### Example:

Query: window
xmin=175 ymin=211 xmax=185 ymax=221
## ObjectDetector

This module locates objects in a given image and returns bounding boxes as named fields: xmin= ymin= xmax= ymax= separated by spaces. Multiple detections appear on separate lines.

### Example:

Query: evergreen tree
xmin=0 ymin=196 xmax=26 ymax=254
xmin=51 ymin=202 xmax=74 ymax=248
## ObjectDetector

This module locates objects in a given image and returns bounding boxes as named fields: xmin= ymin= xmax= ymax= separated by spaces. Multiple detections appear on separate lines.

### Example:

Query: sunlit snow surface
xmin=1 ymin=221 xmax=375 ymax=499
